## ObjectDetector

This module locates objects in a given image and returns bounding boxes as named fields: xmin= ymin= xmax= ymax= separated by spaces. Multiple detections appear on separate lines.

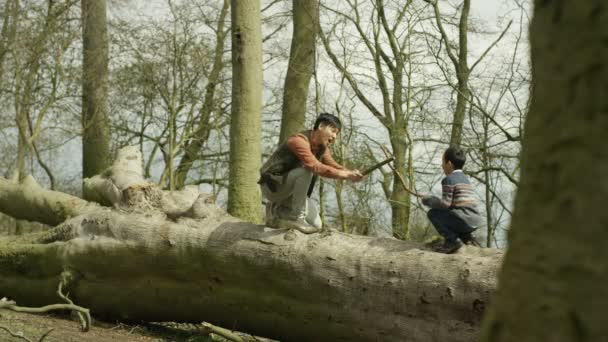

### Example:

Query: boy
xmin=422 ymin=147 xmax=483 ymax=253
xmin=259 ymin=113 xmax=363 ymax=233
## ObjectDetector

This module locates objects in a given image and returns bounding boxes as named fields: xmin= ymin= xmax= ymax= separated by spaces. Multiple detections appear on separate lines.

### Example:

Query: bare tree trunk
xmin=174 ymin=0 xmax=230 ymax=189
xmin=227 ymin=0 xmax=262 ymax=222
xmin=449 ymin=0 xmax=470 ymax=147
xmin=15 ymin=108 xmax=29 ymax=181
xmin=430 ymin=0 xmax=471 ymax=147
xmin=390 ymin=134 xmax=411 ymax=239
xmin=480 ymin=2 xmax=608 ymax=341
xmin=0 ymin=147 xmax=502 ymax=341
xmin=279 ymin=0 xmax=319 ymax=142
xmin=81 ymin=0 xmax=111 ymax=182
xmin=0 ymin=0 xmax=19 ymax=88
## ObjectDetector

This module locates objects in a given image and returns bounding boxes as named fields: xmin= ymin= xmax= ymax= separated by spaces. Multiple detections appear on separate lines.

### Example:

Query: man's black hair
xmin=444 ymin=146 xmax=466 ymax=169
xmin=313 ymin=113 xmax=342 ymax=131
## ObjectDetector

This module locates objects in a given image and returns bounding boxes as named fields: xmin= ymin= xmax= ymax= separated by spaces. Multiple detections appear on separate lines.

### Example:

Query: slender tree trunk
xmin=483 ymin=169 xmax=493 ymax=248
xmin=81 ymin=0 xmax=111 ymax=181
xmin=335 ymin=179 xmax=347 ymax=232
xmin=174 ymin=0 xmax=230 ymax=189
xmin=0 ymin=0 xmax=18 ymax=86
xmin=481 ymin=116 xmax=494 ymax=247
xmin=319 ymin=177 xmax=326 ymax=227
xmin=279 ymin=0 xmax=319 ymax=142
xmin=480 ymin=2 xmax=608 ymax=341
xmin=390 ymin=134 xmax=411 ymax=239
xmin=227 ymin=0 xmax=262 ymax=222
xmin=449 ymin=0 xmax=470 ymax=147
xmin=15 ymin=107 xmax=29 ymax=181
xmin=335 ymin=127 xmax=347 ymax=232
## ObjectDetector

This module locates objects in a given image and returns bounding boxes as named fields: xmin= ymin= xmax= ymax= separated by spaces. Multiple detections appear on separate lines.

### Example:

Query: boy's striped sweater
xmin=423 ymin=170 xmax=483 ymax=228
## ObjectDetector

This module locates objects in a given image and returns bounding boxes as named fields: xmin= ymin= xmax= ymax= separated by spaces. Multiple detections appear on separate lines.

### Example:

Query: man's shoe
xmin=275 ymin=217 xmax=319 ymax=234
xmin=433 ymin=240 xmax=462 ymax=254
xmin=265 ymin=203 xmax=292 ymax=228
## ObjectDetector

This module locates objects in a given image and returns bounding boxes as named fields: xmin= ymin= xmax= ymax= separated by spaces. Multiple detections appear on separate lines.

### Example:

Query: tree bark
xmin=0 ymin=147 xmax=503 ymax=342
xmin=480 ymin=2 xmax=608 ymax=341
xmin=228 ymin=0 xmax=262 ymax=223
xmin=81 ymin=0 xmax=111 ymax=182
xmin=279 ymin=0 xmax=319 ymax=143
xmin=390 ymin=133 xmax=411 ymax=239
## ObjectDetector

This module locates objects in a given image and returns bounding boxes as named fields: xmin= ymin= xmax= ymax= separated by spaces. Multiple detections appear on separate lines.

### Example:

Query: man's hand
xmin=344 ymin=169 xmax=363 ymax=182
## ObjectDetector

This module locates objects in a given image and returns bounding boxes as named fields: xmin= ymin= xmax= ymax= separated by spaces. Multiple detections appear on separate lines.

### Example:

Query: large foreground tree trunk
xmin=0 ymin=147 xmax=501 ymax=342
xmin=480 ymin=2 xmax=608 ymax=341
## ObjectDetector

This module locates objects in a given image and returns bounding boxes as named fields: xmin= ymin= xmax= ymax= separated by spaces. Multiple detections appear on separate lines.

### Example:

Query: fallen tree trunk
xmin=0 ymin=147 xmax=503 ymax=342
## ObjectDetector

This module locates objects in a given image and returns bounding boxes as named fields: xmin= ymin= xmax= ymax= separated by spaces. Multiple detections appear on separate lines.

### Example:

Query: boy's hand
xmin=421 ymin=194 xmax=440 ymax=208
xmin=421 ymin=195 xmax=431 ymax=207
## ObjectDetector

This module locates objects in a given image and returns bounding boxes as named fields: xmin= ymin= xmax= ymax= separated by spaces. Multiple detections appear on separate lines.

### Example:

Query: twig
xmin=0 ymin=324 xmax=34 ymax=342
xmin=0 ymin=324 xmax=53 ymax=342
xmin=37 ymin=329 xmax=55 ymax=342
xmin=128 ymin=326 xmax=143 ymax=334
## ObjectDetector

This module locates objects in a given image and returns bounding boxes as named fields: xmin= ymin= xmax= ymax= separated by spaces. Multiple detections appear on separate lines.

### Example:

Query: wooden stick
xmin=362 ymin=157 xmax=394 ymax=176
xmin=393 ymin=167 xmax=424 ymax=198
xmin=378 ymin=145 xmax=423 ymax=198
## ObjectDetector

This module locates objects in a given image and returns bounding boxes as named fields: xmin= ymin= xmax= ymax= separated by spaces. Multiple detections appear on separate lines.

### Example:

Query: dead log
xmin=0 ymin=147 xmax=503 ymax=342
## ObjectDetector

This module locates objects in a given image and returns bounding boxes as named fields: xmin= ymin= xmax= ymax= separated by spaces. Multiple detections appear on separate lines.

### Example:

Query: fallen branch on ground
xmin=0 ymin=277 xmax=91 ymax=332
xmin=201 ymin=322 xmax=245 ymax=342
xmin=57 ymin=271 xmax=90 ymax=331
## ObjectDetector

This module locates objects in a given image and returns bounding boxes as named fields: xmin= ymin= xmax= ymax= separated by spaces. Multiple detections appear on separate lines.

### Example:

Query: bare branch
xmin=469 ymin=20 xmax=513 ymax=73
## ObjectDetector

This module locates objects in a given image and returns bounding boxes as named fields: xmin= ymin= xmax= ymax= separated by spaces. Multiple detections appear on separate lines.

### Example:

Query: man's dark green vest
xmin=259 ymin=130 xmax=325 ymax=195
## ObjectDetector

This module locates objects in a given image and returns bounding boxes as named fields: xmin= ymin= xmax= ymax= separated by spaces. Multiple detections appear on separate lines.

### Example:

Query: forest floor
xmin=0 ymin=309 xmax=273 ymax=342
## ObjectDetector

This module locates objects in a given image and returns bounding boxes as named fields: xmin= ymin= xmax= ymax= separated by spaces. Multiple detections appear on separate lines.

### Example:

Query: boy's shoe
xmin=459 ymin=232 xmax=473 ymax=244
xmin=433 ymin=240 xmax=463 ymax=254
xmin=275 ymin=217 xmax=319 ymax=234
xmin=459 ymin=232 xmax=481 ymax=247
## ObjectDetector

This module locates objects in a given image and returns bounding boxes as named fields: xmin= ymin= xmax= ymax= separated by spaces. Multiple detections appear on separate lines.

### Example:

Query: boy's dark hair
xmin=444 ymin=146 xmax=466 ymax=169
xmin=313 ymin=113 xmax=342 ymax=131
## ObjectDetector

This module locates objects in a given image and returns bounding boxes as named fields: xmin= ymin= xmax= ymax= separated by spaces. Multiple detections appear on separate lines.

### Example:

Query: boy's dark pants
xmin=427 ymin=208 xmax=475 ymax=243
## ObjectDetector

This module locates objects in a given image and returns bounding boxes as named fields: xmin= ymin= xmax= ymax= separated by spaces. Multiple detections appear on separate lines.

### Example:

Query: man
xmin=259 ymin=113 xmax=363 ymax=233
